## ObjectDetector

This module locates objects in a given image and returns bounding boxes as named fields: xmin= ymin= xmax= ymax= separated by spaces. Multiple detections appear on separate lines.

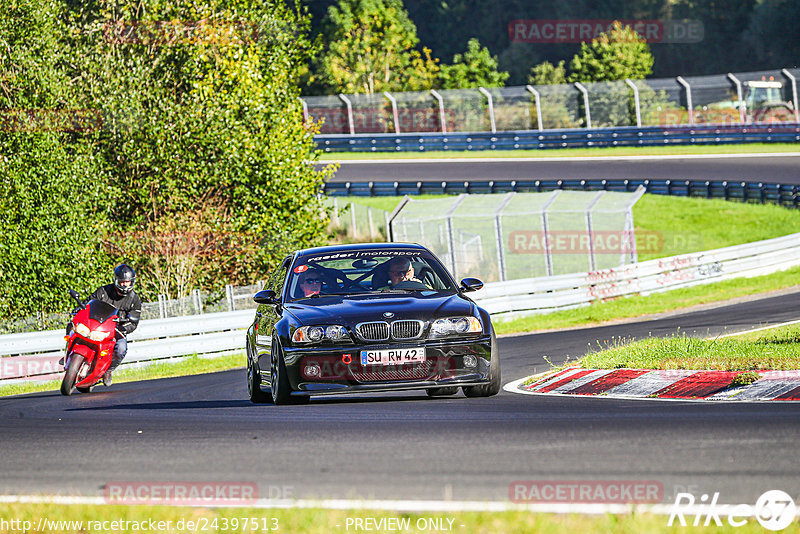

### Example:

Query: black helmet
xmin=113 ymin=264 xmax=136 ymax=295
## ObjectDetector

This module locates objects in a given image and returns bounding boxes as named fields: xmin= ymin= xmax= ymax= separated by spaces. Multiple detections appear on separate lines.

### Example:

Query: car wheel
xmin=269 ymin=338 xmax=309 ymax=405
xmin=463 ymin=331 xmax=501 ymax=398
xmin=426 ymin=387 xmax=459 ymax=397
xmin=247 ymin=339 xmax=270 ymax=404
xmin=60 ymin=354 xmax=84 ymax=396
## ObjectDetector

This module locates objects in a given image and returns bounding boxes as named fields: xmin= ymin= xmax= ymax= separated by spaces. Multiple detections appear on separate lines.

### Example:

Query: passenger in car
xmin=384 ymin=257 xmax=430 ymax=289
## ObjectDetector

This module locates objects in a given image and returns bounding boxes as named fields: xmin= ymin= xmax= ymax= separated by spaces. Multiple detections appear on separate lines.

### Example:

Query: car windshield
xmin=287 ymin=249 xmax=458 ymax=300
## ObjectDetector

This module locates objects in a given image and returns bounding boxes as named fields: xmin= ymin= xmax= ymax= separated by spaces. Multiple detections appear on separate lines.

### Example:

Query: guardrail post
xmin=781 ymin=69 xmax=800 ymax=123
xmin=493 ymin=192 xmax=515 ymax=281
xmin=625 ymin=79 xmax=642 ymax=127
xmin=478 ymin=87 xmax=496 ymax=133
xmin=430 ymin=89 xmax=447 ymax=134
xmin=525 ymin=85 xmax=544 ymax=131
xmin=383 ymin=91 xmax=401 ymax=134
xmin=299 ymin=97 xmax=309 ymax=124
xmin=676 ymin=76 xmax=694 ymax=126
xmin=727 ymin=73 xmax=746 ymax=124
xmin=573 ymin=82 xmax=592 ymax=129
xmin=338 ymin=93 xmax=355 ymax=135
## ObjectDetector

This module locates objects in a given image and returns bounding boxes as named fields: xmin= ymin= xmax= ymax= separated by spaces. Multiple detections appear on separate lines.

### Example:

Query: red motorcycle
xmin=61 ymin=290 xmax=120 ymax=395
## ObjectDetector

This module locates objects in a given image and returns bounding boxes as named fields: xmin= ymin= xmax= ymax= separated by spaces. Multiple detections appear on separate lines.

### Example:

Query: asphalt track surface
xmin=325 ymin=154 xmax=800 ymax=184
xmin=2 ymin=291 xmax=800 ymax=505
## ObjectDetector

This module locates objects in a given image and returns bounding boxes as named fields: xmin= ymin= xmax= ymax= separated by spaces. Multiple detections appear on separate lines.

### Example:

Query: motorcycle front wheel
xmin=60 ymin=354 xmax=85 ymax=396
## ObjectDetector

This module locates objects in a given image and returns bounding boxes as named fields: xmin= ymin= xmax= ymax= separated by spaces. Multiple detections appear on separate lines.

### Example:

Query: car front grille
xmin=356 ymin=321 xmax=390 ymax=342
xmin=391 ymin=320 xmax=423 ymax=340
xmin=352 ymin=363 xmax=433 ymax=382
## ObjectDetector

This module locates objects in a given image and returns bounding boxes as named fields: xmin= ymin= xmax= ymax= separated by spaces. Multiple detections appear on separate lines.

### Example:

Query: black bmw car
xmin=245 ymin=243 xmax=500 ymax=404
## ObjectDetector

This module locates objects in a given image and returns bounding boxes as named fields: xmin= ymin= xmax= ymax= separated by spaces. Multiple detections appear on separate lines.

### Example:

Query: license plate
xmin=360 ymin=347 xmax=426 ymax=366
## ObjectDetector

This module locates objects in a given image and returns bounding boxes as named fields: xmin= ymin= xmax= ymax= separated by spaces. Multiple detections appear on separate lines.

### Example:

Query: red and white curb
xmin=505 ymin=368 xmax=800 ymax=401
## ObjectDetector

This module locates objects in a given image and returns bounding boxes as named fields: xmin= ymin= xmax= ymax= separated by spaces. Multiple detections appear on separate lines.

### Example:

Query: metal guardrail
xmin=472 ymin=231 xmax=800 ymax=320
xmin=315 ymin=123 xmax=800 ymax=153
xmin=3 ymin=232 xmax=800 ymax=383
xmin=324 ymin=178 xmax=800 ymax=208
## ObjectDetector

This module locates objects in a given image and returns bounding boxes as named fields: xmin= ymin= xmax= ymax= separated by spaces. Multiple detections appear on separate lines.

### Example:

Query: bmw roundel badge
xmin=383 ymin=312 xmax=395 ymax=318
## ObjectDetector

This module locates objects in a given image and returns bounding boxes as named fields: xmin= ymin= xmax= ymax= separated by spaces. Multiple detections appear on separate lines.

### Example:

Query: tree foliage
xmin=1 ymin=0 xmax=332 ymax=321
xmin=438 ymin=38 xmax=509 ymax=89
xmin=568 ymin=21 xmax=654 ymax=83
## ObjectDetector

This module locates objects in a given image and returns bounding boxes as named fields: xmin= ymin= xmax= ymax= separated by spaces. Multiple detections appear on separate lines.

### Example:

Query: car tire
xmin=247 ymin=340 xmax=270 ymax=404
xmin=76 ymin=386 xmax=93 ymax=393
xmin=426 ymin=387 xmax=459 ymax=397
xmin=60 ymin=353 xmax=84 ymax=396
xmin=270 ymin=338 xmax=309 ymax=405
xmin=463 ymin=331 xmax=501 ymax=398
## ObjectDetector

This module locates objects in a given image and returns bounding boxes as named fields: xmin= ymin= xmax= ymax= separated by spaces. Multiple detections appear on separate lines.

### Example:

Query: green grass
xmin=1 ymin=503 xmax=794 ymax=533
xmin=494 ymin=265 xmax=800 ymax=335
xmin=320 ymin=142 xmax=800 ymax=160
xmin=575 ymin=322 xmax=800 ymax=372
xmin=0 ymin=353 xmax=244 ymax=398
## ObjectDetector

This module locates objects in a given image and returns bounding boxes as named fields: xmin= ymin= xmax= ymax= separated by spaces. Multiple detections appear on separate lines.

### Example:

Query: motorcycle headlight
xmin=75 ymin=323 xmax=91 ymax=338
xmin=292 ymin=325 xmax=350 ymax=344
xmin=90 ymin=330 xmax=112 ymax=342
xmin=429 ymin=316 xmax=482 ymax=337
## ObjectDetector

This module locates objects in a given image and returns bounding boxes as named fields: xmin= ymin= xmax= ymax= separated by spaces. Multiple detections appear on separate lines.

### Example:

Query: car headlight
xmin=430 ymin=316 xmax=482 ymax=337
xmin=292 ymin=325 xmax=350 ymax=344
xmin=89 ymin=330 xmax=112 ymax=342
xmin=74 ymin=323 xmax=91 ymax=338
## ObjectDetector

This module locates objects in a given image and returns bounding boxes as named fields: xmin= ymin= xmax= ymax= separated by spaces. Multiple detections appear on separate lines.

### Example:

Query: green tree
xmin=317 ymin=0 xmax=436 ymax=94
xmin=438 ymin=38 xmax=509 ymax=89
xmin=568 ymin=21 xmax=654 ymax=83
xmin=0 ymin=0 xmax=111 ymax=322
xmin=528 ymin=60 xmax=567 ymax=86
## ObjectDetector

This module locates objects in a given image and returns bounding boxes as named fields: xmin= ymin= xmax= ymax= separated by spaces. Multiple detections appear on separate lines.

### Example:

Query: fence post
xmin=192 ymin=289 xmax=202 ymax=315
xmin=541 ymin=190 xmax=562 ymax=276
xmin=158 ymin=294 xmax=166 ymax=318
xmin=383 ymin=91 xmax=401 ymax=134
xmin=445 ymin=195 xmax=467 ymax=276
xmin=477 ymin=87 xmax=496 ymax=133
xmin=676 ymin=76 xmax=694 ymax=126
xmin=493 ymin=192 xmax=515 ymax=281
xmin=430 ymin=89 xmax=447 ymax=134
xmin=350 ymin=201 xmax=357 ymax=238
xmin=338 ymin=93 xmax=355 ymax=135
xmin=625 ymin=79 xmax=642 ymax=127
xmin=727 ymin=73 xmax=746 ymax=124
xmin=299 ymin=97 xmax=309 ymax=124
xmin=584 ymin=191 xmax=605 ymax=272
xmin=781 ymin=69 xmax=800 ymax=123
xmin=367 ymin=207 xmax=375 ymax=239
xmin=573 ymin=82 xmax=592 ymax=129
xmin=225 ymin=284 xmax=234 ymax=312
xmin=524 ymin=85 xmax=544 ymax=131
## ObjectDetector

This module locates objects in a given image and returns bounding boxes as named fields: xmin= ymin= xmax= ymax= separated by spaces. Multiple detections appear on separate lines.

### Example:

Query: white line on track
xmin=0 ymin=494 xmax=700 ymax=515
xmin=715 ymin=318 xmax=800 ymax=338
xmin=321 ymin=152 xmax=800 ymax=165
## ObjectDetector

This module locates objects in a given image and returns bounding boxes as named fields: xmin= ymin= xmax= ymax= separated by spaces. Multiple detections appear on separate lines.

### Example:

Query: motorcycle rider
xmin=68 ymin=264 xmax=142 ymax=387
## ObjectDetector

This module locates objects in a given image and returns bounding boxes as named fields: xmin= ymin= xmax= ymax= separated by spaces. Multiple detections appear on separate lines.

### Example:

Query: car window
xmin=268 ymin=257 xmax=291 ymax=299
xmin=287 ymin=249 xmax=457 ymax=300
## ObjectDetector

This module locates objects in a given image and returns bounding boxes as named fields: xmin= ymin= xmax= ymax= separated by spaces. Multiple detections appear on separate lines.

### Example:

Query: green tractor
xmin=702 ymin=79 xmax=796 ymax=124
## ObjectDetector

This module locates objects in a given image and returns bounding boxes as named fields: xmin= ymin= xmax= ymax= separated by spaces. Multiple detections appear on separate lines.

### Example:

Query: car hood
xmin=283 ymin=292 xmax=474 ymax=325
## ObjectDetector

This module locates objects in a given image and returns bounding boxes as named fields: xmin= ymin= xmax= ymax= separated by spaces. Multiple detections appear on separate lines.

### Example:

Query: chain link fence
xmin=304 ymin=68 xmax=800 ymax=134
xmin=390 ymin=189 xmax=645 ymax=283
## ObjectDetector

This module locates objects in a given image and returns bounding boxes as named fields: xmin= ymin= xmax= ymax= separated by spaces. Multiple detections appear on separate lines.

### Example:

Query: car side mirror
xmin=253 ymin=289 xmax=279 ymax=305
xmin=460 ymin=278 xmax=484 ymax=292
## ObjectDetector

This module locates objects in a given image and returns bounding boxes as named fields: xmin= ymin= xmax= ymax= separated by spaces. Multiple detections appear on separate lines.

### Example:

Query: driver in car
xmin=384 ymin=257 xmax=430 ymax=289
xmin=298 ymin=269 xmax=324 ymax=297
